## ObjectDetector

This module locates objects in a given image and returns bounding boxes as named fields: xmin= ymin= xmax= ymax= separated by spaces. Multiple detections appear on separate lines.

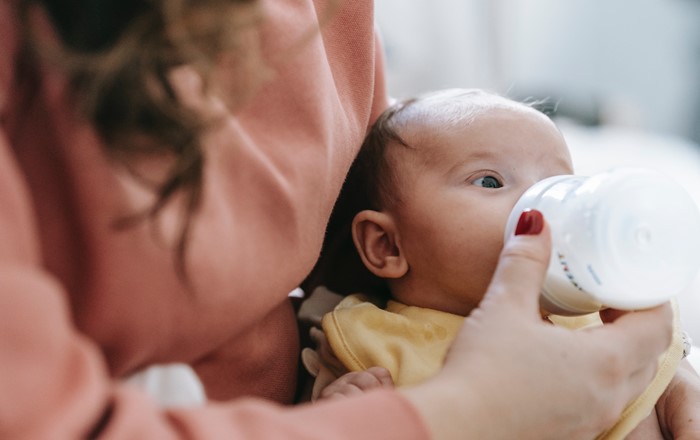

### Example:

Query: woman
xmin=0 ymin=0 xmax=697 ymax=438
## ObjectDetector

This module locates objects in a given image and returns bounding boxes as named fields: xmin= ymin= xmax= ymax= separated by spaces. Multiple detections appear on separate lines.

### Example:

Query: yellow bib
xmin=322 ymin=294 xmax=683 ymax=440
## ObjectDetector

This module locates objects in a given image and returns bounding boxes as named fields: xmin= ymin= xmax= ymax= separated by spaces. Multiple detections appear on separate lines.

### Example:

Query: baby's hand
xmin=317 ymin=367 xmax=394 ymax=401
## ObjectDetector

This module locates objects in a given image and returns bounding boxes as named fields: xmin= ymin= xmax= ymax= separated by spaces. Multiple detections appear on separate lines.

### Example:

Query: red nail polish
xmin=515 ymin=209 xmax=544 ymax=236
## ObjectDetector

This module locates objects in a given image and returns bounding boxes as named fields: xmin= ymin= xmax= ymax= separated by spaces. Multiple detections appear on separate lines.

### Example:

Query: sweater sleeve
xmin=0 ymin=266 xmax=429 ymax=439
xmin=0 ymin=130 xmax=429 ymax=440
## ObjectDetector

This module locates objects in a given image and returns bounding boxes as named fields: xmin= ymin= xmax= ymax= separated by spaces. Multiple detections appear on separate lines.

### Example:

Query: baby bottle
xmin=504 ymin=168 xmax=700 ymax=316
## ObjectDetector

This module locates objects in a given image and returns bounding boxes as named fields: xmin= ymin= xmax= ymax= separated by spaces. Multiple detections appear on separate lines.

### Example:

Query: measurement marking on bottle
xmin=587 ymin=265 xmax=602 ymax=286
xmin=557 ymin=252 xmax=585 ymax=291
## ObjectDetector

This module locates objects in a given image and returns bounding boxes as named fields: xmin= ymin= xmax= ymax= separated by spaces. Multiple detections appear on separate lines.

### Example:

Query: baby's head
xmin=351 ymin=89 xmax=573 ymax=315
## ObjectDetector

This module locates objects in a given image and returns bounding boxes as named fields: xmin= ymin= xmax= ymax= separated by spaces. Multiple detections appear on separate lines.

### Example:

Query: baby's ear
xmin=352 ymin=210 xmax=408 ymax=279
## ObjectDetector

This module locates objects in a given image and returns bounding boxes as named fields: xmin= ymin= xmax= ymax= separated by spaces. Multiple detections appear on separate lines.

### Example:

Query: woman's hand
xmin=657 ymin=358 xmax=700 ymax=439
xmin=401 ymin=210 xmax=674 ymax=440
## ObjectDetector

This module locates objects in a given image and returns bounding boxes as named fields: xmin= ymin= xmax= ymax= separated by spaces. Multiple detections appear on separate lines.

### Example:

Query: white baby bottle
xmin=504 ymin=168 xmax=700 ymax=315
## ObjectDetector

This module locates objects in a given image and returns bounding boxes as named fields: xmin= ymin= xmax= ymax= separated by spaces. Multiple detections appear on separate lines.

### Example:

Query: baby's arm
xmin=627 ymin=357 xmax=700 ymax=439
xmin=655 ymin=358 xmax=700 ymax=438
xmin=624 ymin=412 xmax=664 ymax=440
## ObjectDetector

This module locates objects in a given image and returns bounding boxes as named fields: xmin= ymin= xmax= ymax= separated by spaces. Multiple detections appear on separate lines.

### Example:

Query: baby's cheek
xmin=455 ymin=250 xmax=502 ymax=308
xmin=474 ymin=238 xmax=507 ymax=293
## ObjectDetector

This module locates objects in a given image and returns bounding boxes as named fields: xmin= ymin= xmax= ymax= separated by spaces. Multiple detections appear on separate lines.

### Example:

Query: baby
xmin=303 ymin=89 xmax=684 ymax=439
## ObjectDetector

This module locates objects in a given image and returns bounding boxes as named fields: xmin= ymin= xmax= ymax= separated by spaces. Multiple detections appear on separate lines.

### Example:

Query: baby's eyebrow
xmin=443 ymin=150 xmax=499 ymax=175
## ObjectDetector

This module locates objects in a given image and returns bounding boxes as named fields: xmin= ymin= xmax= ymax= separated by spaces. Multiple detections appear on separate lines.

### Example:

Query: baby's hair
xmin=352 ymin=88 xmax=532 ymax=211
xmin=349 ymin=98 xmax=416 ymax=211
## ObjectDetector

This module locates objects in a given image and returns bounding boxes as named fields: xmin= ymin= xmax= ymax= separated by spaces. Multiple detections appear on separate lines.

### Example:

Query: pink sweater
xmin=0 ymin=0 xmax=429 ymax=438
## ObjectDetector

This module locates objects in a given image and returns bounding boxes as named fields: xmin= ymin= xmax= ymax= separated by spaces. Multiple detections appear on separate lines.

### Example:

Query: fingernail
xmin=515 ymin=209 xmax=544 ymax=236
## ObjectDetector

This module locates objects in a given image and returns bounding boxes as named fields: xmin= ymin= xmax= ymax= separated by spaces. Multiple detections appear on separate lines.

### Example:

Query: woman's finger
xmin=591 ymin=304 xmax=673 ymax=372
xmin=481 ymin=209 xmax=551 ymax=315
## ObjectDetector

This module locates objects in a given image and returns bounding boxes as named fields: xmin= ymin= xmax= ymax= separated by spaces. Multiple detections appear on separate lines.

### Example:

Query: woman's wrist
xmin=400 ymin=377 xmax=482 ymax=440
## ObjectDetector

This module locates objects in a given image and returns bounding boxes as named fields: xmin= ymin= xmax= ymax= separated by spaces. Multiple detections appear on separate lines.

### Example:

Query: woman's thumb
xmin=483 ymin=209 xmax=552 ymax=314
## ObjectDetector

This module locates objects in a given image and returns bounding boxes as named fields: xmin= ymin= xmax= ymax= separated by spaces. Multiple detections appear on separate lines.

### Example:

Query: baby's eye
xmin=472 ymin=175 xmax=503 ymax=188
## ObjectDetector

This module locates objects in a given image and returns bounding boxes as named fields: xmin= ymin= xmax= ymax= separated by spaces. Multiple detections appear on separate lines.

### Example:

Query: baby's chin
xmin=449 ymin=298 xmax=485 ymax=317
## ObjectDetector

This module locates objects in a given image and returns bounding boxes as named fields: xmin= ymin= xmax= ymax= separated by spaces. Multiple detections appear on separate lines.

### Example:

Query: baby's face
xmin=386 ymin=104 xmax=573 ymax=315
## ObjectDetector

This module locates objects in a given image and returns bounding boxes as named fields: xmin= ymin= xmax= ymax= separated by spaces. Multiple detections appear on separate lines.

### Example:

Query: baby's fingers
xmin=318 ymin=367 xmax=394 ymax=400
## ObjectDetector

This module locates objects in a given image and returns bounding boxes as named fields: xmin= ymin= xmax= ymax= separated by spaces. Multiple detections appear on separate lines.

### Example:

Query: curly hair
xmin=19 ymin=0 xmax=263 ymax=280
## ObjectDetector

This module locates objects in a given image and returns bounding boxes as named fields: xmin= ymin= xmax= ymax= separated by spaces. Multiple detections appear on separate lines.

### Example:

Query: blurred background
xmin=375 ymin=0 xmax=700 ymax=142
xmin=375 ymin=0 xmax=700 ymax=345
